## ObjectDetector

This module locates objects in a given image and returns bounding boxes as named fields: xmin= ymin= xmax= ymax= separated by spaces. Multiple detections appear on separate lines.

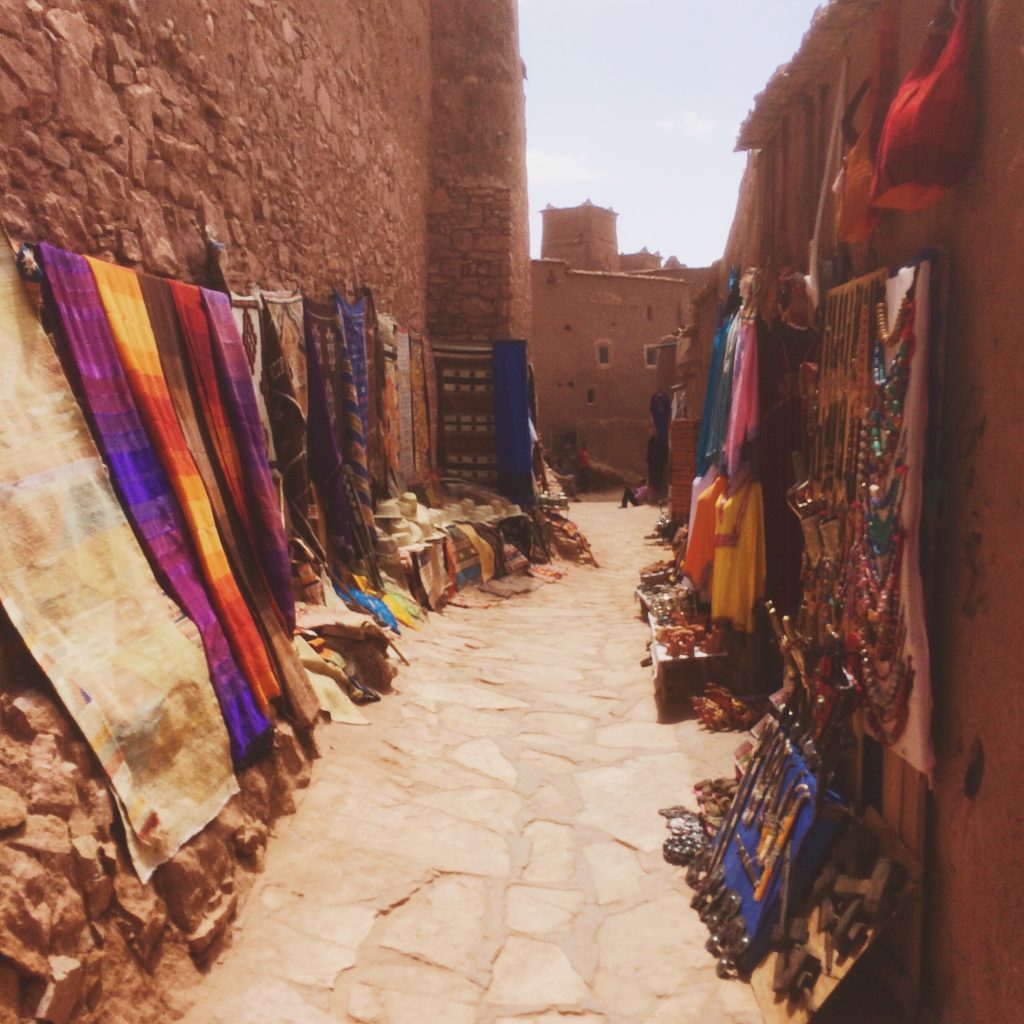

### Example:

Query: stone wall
xmin=540 ymin=202 xmax=620 ymax=273
xmin=0 ymin=0 xmax=530 ymax=1020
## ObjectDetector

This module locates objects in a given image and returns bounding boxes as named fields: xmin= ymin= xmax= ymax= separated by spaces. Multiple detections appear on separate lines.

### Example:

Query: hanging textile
xmin=702 ymin=314 xmax=742 ymax=472
xmin=434 ymin=340 xmax=498 ymax=486
xmin=408 ymin=328 xmax=431 ymax=485
xmin=378 ymin=315 xmax=401 ymax=478
xmin=492 ymin=339 xmax=534 ymax=506
xmin=334 ymin=295 xmax=376 ymax=527
xmin=724 ymin=317 xmax=760 ymax=480
xmin=695 ymin=314 xmax=729 ymax=477
xmin=448 ymin=526 xmax=483 ymax=589
xmin=682 ymin=472 xmax=726 ymax=596
xmin=141 ymin=275 xmax=321 ymax=730
xmin=39 ymin=244 xmax=270 ymax=766
xmin=304 ymin=299 xmax=354 ymax=551
xmin=871 ymin=0 xmax=978 ymax=212
xmin=203 ymin=289 xmax=296 ymax=632
xmin=423 ymin=334 xmax=440 ymax=476
xmin=711 ymin=475 xmax=766 ymax=634
xmin=457 ymin=523 xmax=497 ymax=582
xmin=395 ymin=327 xmax=416 ymax=484
xmin=89 ymin=258 xmax=281 ymax=711
xmin=336 ymin=291 xmax=371 ymax=442
xmin=835 ymin=0 xmax=900 ymax=242
xmin=0 ymin=248 xmax=237 ymax=882
xmin=230 ymin=291 xmax=277 ymax=465
xmin=262 ymin=291 xmax=320 ymax=549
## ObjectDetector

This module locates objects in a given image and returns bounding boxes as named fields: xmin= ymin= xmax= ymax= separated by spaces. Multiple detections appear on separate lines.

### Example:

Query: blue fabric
xmin=491 ymin=340 xmax=534 ymax=507
xmin=335 ymin=291 xmax=370 ymax=440
xmin=696 ymin=311 xmax=730 ymax=476
xmin=719 ymin=747 xmax=845 ymax=972
xmin=333 ymin=582 xmax=400 ymax=634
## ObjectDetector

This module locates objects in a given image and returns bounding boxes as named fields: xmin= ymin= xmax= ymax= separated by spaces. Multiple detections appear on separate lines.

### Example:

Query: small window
xmin=646 ymin=304 xmax=654 ymax=322
xmin=586 ymin=388 xmax=596 ymax=405
xmin=645 ymin=346 xmax=659 ymax=368
xmin=596 ymin=344 xmax=610 ymax=366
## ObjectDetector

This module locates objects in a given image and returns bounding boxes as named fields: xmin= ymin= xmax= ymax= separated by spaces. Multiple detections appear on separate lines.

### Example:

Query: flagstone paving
xmin=178 ymin=501 xmax=761 ymax=1023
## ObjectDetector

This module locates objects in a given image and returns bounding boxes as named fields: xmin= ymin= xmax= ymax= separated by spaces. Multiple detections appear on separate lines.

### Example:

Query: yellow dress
xmin=711 ymin=477 xmax=765 ymax=633
xmin=683 ymin=474 xmax=726 ymax=594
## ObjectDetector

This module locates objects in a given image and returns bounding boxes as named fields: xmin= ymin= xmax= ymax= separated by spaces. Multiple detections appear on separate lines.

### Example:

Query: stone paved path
xmin=179 ymin=501 xmax=762 ymax=1023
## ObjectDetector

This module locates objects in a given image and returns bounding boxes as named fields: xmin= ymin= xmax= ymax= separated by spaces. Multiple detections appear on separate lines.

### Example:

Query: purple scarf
xmin=202 ymin=288 xmax=296 ymax=632
xmin=38 ymin=242 xmax=270 ymax=765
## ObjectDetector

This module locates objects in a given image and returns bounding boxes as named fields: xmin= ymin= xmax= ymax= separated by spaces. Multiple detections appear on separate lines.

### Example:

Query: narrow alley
xmin=178 ymin=501 xmax=760 ymax=1024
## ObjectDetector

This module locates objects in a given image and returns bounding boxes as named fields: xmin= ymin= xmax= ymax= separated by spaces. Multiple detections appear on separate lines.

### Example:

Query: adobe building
xmin=531 ymin=201 xmax=708 ymax=481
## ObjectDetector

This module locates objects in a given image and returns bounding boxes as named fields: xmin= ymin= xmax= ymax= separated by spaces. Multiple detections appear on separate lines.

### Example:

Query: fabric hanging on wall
xmin=89 ymin=258 xmax=281 ymax=711
xmin=261 ymin=291 xmax=320 ymax=548
xmin=408 ymin=329 xmax=430 ymax=485
xmin=683 ymin=472 xmax=726 ymax=597
xmin=702 ymin=313 xmax=742 ymax=472
xmin=141 ymin=275 xmax=321 ymax=730
xmin=434 ymin=340 xmax=498 ymax=486
xmin=724 ymin=317 xmax=761 ymax=480
xmin=395 ymin=327 xmax=416 ymax=484
xmin=230 ymin=291 xmax=277 ymax=465
xmin=203 ymin=289 xmax=296 ymax=632
xmin=377 ymin=315 xmax=400 ymax=478
xmin=336 ymin=292 xmax=371 ymax=441
xmin=696 ymin=313 xmax=730 ymax=477
xmin=39 ymin=244 xmax=270 ymax=766
xmin=303 ymin=300 xmax=353 ymax=551
xmin=835 ymin=0 xmax=900 ymax=242
xmin=491 ymin=340 xmax=534 ymax=507
xmin=171 ymin=283 xmax=294 ymax=631
xmin=871 ymin=0 xmax=978 ymax=212
xmin=423 ymin=334 xmax=440 ymax=476
xmin=711 ymin=475 xmax=766 ymax=633
xmin=456 ymin=523 xmax=496 ymax=582
xmin=447 ymin=526 xmax=483 ymax=589
xmin=0 ymin=248 xmax=238 ymax=882
xmin=334 ymin=297 xmax=376 ymax=528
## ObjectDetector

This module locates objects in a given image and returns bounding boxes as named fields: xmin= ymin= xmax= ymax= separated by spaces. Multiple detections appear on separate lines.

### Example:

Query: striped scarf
xmin=88 ymin=257 xmax=281 ymax=712
xmin=39 ymin=243 xmax=270 ymax=765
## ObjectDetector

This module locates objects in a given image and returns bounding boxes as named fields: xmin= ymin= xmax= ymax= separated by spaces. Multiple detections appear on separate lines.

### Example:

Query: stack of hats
xmin=374 ymin=492 xmax=528 ymax=552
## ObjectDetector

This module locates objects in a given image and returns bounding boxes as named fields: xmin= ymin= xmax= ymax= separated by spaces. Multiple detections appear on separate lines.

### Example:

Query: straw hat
xmin=375 ymin=498 xmax=404 ymax=520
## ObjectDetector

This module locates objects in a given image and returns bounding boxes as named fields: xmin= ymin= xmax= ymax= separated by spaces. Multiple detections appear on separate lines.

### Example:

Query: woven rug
xmin=448 ymin=526 xmax=483 ymax=589
xmin=39 ymin=243 xmax=269 ymax=766
xmin=334 ymin=295 xmax=375 ymax=528
xmin=230 ymin=290 xmax=277 ymax=464
xmin=336 ymin=292 xmax=371 ymax=442
xmin=396 ymin=327 xmax=416 ymax=484
xmin=0 ymin=247 xmax=237 ymax=881
xmin=434 ymin=340 xmax=497 ymax=486
xmin=90 ymin=258 xmax=282 ymax=712
xmin=409 ymin=329 xmax=431 ymax=485
xmin=378 ymin=315 xmax=400 ymax=477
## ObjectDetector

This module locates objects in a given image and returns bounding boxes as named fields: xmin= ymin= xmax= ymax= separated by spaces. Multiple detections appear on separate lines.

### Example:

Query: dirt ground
xmin=177 ymin=500 xmax=761 ymax=1023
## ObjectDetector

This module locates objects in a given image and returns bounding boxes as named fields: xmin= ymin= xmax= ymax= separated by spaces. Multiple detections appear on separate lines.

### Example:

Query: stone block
xmin=0 ymin=785 xmax=27 ymax=833
xmin=0 ymin=846 xmax=51 ymax=976
xmin=5 ymin=692 xmax=70 ymax=741
xmin=32 ymin=955 xmax=83 ymax=1024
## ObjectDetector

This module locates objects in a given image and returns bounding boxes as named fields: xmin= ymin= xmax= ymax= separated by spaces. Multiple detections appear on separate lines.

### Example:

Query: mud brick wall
xmin=0 ymin=1 xmax=529 ymax=1020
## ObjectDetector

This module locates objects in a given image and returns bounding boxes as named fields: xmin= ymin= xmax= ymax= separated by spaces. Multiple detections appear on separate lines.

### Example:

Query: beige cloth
xmin=0 ymin=249 xmax=237 ymax=882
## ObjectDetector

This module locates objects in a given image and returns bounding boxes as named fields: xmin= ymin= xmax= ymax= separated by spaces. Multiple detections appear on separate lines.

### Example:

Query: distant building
xmin=531 ymin=201 xmax=709 ymax=481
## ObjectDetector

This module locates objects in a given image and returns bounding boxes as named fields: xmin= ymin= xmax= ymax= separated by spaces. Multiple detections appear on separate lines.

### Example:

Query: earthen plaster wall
xmin=540 ymin=203 xmax=620 ymax=273
xmin=724 ymin=2 xmax=1024 ymax=1020
xmin=531 ymin=258 xmax=690 ymax=481
xmin=0 ymin=0 xmax=529 ymax=1020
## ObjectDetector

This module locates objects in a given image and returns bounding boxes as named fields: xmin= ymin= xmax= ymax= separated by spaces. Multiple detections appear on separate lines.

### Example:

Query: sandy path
xmin=179 ymin=500 xmax=761 ymax=1023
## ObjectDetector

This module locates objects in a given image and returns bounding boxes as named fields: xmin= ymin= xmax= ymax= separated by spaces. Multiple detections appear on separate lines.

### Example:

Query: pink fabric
xmin=724 ymin=318 xmax=760 ymax=479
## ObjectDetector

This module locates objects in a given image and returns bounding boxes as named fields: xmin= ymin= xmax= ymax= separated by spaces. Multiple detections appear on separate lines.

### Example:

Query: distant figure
xmin=620 ymin=479 xmax=648 ymax=508
xmin=577 ymin=442 xmax=592 ymax=493
xmin=647 ymin=433 xmax=668 ymax=497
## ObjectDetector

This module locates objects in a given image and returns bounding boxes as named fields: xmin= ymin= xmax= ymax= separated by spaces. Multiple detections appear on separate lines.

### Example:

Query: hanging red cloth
xmin=871 ymin=0 xmax=978 ymax=212
xmin=836 ymin=0 xmax=900 ymax=242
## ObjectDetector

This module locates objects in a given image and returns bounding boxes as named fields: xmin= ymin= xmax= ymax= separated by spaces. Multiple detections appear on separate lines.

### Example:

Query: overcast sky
xmin=518 ymin=0 xmax=824 ymax=267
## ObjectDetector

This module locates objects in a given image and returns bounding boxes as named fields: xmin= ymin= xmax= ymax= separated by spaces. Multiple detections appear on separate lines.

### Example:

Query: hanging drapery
xmin=492 ymin=339 xmax=534 ymax=507
xmin=434 ymin=340 xmax=498 ymax=486
xmin=229 ymin=290 xmax=277 ymax=464
xmin=39 ymin=244 xmax=270 ymax=766
xmin=89 ymin=258 xmax=281 ymax=712
xmin=140 ymin=274 xmax=320 ymax=730
xmin=395 ymin=327 xmax=416 ymax=484
xmin=0 ymin=248 xmax=237 ymax=882
xmin=203 ymin=288 xmax=296 ymax=632
xmin=334 ymin=296 xmax=375 ymax=527
xmin=408 ymin=328 xmax=431 ymax=485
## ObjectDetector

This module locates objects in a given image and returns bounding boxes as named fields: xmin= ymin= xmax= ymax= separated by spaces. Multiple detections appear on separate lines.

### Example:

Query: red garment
xmin=871 ymin=0 xmax=977 ymax=212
